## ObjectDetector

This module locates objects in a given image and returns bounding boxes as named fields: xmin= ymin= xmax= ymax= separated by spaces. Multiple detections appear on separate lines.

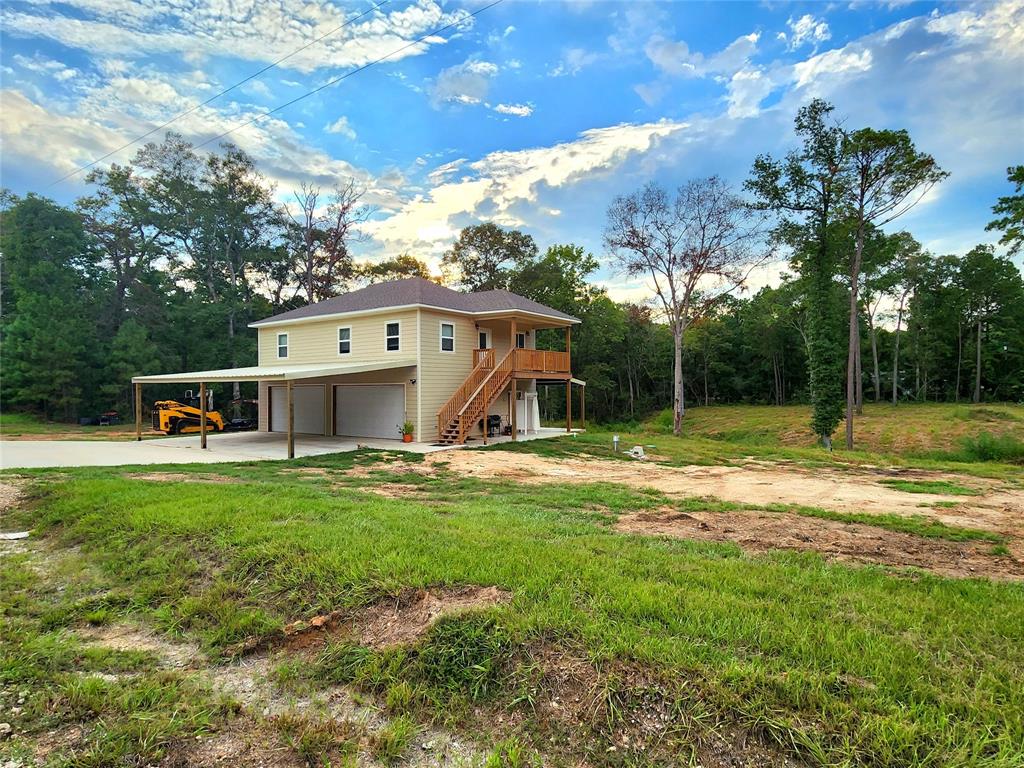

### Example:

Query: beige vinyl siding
xmin=417 ymin=308 xmax=477 ymax=441
xmin=258 ymin=310 xmax=417 ymax=366
xmin=258 ymin=367 xmax=415 ymax=435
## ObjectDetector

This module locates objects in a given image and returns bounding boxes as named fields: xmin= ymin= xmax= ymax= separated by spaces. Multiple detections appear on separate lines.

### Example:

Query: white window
xmin=440 ymin=322 xmax=455 ymax=352
xmin=338 ymin=326 xmax=351 ymax=355
xmin=277 ymin=332 xmax=289 ymax=359
xmin=385 ymin=322 xmax=400 ymax=352
xmin=478 ymin=330 xmax=490 ymax=349
xmin=515 ymin=332 xmax=526 ymax=349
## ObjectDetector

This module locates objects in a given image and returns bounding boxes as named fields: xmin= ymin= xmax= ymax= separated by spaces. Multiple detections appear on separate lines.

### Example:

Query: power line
xmin=47 ymin=0 xmax=392 ymax=187
xmin=192 ymin=0 xmax=503 ymax=152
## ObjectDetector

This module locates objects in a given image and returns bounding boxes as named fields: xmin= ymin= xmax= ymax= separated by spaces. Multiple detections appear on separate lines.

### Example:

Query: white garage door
xmin=335 ymin=385 xmax=405 ymax=439
xmin=269 ymin=385 xmax=325 ymax=435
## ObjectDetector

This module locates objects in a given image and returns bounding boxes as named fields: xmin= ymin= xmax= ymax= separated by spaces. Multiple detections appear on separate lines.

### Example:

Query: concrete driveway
xmin=0 ymin=432 xmax=400 ymax=469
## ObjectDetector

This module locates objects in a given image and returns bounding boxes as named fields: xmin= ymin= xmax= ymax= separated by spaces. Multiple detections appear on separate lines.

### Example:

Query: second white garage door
xmin=334 ymin=384 xmax=405 ymax=439
xmin=269 ymin=385 xmax=325 ymax=435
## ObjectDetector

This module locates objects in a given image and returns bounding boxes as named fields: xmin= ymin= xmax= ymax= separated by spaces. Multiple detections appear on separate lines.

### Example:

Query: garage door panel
xmin=269 ymin=385 xmax=325 ymax=435
xmin=334 ymin=385 xmax=404 ymax=439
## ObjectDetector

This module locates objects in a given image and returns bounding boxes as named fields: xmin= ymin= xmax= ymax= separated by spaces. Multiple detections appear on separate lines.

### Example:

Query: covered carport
xmin=132 ymin=359 xmax=414 ymax=459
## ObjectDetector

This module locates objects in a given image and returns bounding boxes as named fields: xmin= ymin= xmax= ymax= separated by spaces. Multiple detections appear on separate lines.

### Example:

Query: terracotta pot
xmin=402 ymin=433 xmax=413 ymax=443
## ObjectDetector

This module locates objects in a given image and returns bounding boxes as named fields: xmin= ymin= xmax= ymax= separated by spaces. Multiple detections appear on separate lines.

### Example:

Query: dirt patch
xmin=160 ymin=717 xmax=307 ymax=768
xmin=0 ymin=479 xmax=25 ymax=513
xmin=79 ymin=623 xmax=203 ymax=668
xmin=275 ymin=586 xmax=511 ymax=653
xmin=422 ymin=450 xmax=1024 ymax=543
xmin=357 ymin=482 xmax=428 ymax=499
xmin=617 ymin=508 xmax=1024 ymax=581
xmin=353 ymin=586 xmax=510 ymax=649
xmin=124 ymin=472 xmax=241 ymax=484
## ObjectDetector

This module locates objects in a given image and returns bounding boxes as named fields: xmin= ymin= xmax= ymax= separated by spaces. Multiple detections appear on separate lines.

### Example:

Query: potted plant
xmin=400 ymin=421 xmax=414 ymax=443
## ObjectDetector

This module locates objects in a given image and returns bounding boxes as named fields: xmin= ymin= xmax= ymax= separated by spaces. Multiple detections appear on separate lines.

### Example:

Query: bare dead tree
xmin=604 ymin=177 xmax=769 ymax=436
xmin=289 ymin=179 xmax=374 ymax=303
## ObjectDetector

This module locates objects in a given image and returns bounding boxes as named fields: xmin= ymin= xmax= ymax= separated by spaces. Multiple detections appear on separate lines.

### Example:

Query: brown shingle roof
xmin=251 ymin=277 xmax=579 ymax=326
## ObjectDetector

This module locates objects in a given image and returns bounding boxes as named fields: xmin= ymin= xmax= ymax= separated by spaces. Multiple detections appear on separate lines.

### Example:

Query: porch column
xmin=134 ymin=383 xmax=142 ymax=442
xmin=511 ymin=378 xmax=517 ymax=441
xmin=566 ymin=380 xmax=572 ymax=433
xmin=565 ymin=325 xmax=571 ymax=360
xmin=287 ymin=380 xmax=295 ymax=459
xmin=199 ymin=382 xmax=207 ymax=450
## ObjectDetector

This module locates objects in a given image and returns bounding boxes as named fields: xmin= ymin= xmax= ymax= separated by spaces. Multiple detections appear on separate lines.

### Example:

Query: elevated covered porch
xmin=437 ymin=316 xmax=584 ymax=446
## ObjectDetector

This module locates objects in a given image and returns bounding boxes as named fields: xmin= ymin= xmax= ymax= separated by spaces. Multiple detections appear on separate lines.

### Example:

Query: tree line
xmin=1 ymin=115 xmax=1022 ymax=444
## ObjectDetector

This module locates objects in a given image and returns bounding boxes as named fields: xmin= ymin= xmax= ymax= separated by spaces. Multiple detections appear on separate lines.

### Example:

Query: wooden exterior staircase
xmin=436 ymin=348 xmax=516 ymax=445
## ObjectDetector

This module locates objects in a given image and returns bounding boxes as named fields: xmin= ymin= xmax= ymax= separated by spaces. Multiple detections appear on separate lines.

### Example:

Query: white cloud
xmin=242 ymin=80 xmax=273 ymax=101
xmin=430 ymin=59 xmax=498 ymax=107
xmin=645 ymin=32 xmax=760 ymax=78
xmin=0 ymin=0 xmax=470 ymax=74
xmin=363 ymin=119 xmax=689 ymax=258
xmin=792 ymin=48 xmax=872 ymax=89
xmin=11 ymin=53 xmax=78 ymax=82
xmin=549 ymin=48 xmax=599 ymax=77
xmin=726 ymin=68 xmax=776 ymax=118
xmin=634 ymin=81 xmax=668 ymax=106
xmin=786 ymin=14 xmax=831 ymax=50
xmin=324 ymin=115 xmax=356 ymax=140
xmin=493 ymin=102 xmax=533 ymax=117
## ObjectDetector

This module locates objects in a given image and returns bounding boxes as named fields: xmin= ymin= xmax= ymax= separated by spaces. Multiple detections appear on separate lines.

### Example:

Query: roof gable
xmin=251 ymin=277 xmax=578 ymax=327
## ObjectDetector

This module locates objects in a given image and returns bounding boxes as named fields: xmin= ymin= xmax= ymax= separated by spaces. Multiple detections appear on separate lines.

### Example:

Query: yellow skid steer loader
xmin=152 ymin=390 xmax=226 ymax=434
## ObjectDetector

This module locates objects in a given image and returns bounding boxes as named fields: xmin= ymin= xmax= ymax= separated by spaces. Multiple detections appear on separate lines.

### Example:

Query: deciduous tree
xmin=441 ymin=223 xmax=537 ymax=291
xmin=840 ymin=127 xmax=947 ymax=447
xmin=605 ymin=176 xmax=766 ymax=435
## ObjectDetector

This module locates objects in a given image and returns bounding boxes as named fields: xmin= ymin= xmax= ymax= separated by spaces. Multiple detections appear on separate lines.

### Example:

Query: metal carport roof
xmin=131 ymin=359 xmax=416 ymax=384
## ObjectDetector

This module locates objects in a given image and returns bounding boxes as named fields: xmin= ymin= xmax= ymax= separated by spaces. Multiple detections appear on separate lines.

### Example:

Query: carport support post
xmin=199 ymin=382 xmax=207 ymax=450
xmin=286 ymin=380 xmax=295 ymax=459
xmin=511 ymin=378 xmax=517 ymax=442
xmin=134 ymin=383 xmax=142 ymax=441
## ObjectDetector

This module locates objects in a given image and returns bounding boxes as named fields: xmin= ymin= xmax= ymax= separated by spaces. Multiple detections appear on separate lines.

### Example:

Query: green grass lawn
xmin=0 ymin=411 xmax=144 ymax=439
xmin=660 ymin=402 xmax=1024 ymax=456
xmin=3 ymin=451 xmax=1023 ymax=767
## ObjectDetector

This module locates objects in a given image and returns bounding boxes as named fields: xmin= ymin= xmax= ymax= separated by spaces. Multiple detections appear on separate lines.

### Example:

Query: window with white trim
xmin=277 ymin=332 xmax=289 ymax=359
xmin=338 ymin=326 xmax=351 ymax=355
xmin=385 ymin=322 xmax=400 ymax=352
xmin=440 ymin=322 xmax=454 ymax=352
xmin=515 ymin=332 xmax=527 ymax=349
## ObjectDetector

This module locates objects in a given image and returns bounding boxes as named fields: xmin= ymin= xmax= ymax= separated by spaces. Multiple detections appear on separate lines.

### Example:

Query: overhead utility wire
xmin=191 ymin=0 xmax=504 ymax=152
xmin=47 ymin=0 xmax=392 ymax=186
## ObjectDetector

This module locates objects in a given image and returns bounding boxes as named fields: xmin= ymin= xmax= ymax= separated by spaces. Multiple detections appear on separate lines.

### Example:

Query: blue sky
xmin=2 ymin=0 xmax=1021 ymax=299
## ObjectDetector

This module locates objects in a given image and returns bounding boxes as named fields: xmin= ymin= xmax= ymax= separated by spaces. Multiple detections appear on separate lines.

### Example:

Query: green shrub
xmin=959 ymin=432 xmax=1024 ymax=464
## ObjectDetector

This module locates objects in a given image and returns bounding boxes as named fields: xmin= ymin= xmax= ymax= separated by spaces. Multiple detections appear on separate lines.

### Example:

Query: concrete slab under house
xmin=131 ymin=278 xmax=587 ymax=459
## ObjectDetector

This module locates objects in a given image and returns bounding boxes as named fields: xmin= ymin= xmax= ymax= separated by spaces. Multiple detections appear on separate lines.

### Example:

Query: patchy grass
xmin=763 ymin=504 xmax=1005 ymax=544
xmin=488 ymin=422 xmax=1024 ymax=482
xmin=878 ymin=479 xmax=981 ymax=496
xmin=0 ymin=552 xmax=230 ymax=767
xmin=3 ymin=457 xmax=1023 ymax=768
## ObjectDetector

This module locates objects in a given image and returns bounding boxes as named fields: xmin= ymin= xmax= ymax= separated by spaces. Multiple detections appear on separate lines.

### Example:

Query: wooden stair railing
xmin=437 ymin=349 xmax=494 ymax=442
xmin=437 ymin=348 xmax=515 ymax=445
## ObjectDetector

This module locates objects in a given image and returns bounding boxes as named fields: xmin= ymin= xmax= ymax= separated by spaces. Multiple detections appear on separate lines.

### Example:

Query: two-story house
xmin=133 ymin=277 xmax=582 ymax=454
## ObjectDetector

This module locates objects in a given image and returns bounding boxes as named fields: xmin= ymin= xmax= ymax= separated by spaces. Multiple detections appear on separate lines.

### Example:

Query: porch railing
xmin=513 ymin=348 xmax=570 ymax=374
